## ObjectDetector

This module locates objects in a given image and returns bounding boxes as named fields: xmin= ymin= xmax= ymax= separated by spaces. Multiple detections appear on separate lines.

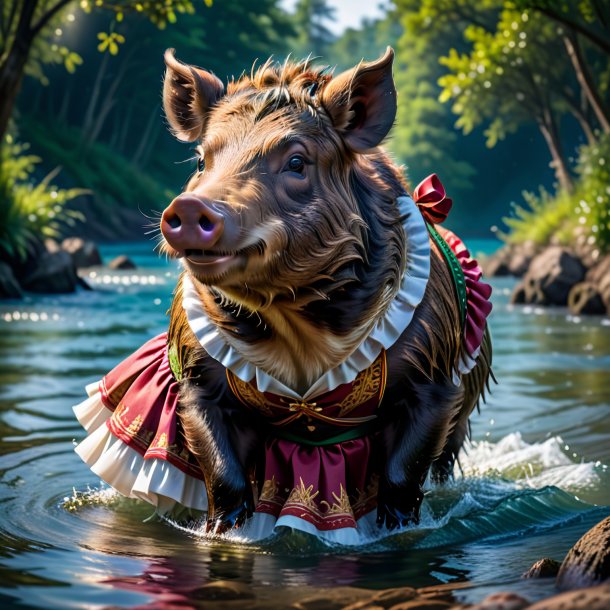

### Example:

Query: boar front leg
xmin=178 ymin=379 xmax=259 ymax=532
xmin=377 ymin=377 xmax=464 ymax=530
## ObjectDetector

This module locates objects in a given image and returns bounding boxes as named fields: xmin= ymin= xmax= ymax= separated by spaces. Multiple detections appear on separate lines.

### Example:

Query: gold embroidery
xmin=156 ymin=432 xmax=169 ymax=449
xmin=286 ymin=477 xmax=319 ymax=510
xmin=351 ymin=473 xmax=379 ymax=514
xmin=126 ymin=414 xmax=143 ymax=436
xmin=336 ymin=352 xmax=386 ymax=417
xmin=259 ymin=476 xmax=279 ymax=503
xmin=320 ymin=484 xmax=353 ymax=516
xmin=226 ymin=371 xmax=274 ymax=416
xmin=114 ymin=401 xmax=129 ymax=419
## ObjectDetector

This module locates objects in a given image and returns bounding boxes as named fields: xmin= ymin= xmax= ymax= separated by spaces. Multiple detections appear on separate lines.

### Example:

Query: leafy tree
xmin=514 ymin=0 xmax=610 ymax=133
xmin=0 ymin=0 xmax=200 ymax=146
xmin=438 ymin=7 xmax=581 ymax=192
xmin=389 ymin=0 xmax=481 ymax=207
xmin=515 ymin=0 xmax=610 ymax=55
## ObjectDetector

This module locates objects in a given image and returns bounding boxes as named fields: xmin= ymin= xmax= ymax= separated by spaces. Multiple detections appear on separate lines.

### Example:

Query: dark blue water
xmin=0 ymin=242 xmax=608 ymax=609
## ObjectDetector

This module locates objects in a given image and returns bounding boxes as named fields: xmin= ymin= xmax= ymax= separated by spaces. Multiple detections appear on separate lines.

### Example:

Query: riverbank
xmin=483 ymin=239 xmax=610 ymax=316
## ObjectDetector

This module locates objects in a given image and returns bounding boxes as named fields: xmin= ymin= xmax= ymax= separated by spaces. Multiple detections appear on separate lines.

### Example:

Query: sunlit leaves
xmin=438 ymin=6 xmax=572 ymax=147
xmin=0 ymin=137 xmax=86 ymax=261
xmin=97 ymin=31 xmax=126 ymax=54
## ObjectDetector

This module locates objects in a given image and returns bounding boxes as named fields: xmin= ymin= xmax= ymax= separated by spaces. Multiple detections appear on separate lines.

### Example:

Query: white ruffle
xmin=73 ymin=384 xmax=208 ymax=514
xmin=227 ymin=510 xmax=385 ymax=546
xmin=182 ymin=195 xmax=431 ymax=399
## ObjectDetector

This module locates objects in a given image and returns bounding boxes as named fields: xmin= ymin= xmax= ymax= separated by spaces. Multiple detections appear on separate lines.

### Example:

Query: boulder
xmin=524 ymin=584 xmax=610 ymax=610
xmin=517 ymin=247 xmax=586 ymax=306
xmin=108 ymin=255 xmax=137 ymax=270
xmin=44 ymin=238 xmax=60 ymax=253
xmin=0 ymin=262 xmax=23 ymax=299
xmin=484 ymin=241 xmax=539 ymax=278
xmin=510 ymin=277 xmax=546 ymax=305
xmin=292 ymin=586 xmax=371 ymax=610
xmin=522 ymin=558 xmax=561 ymax=579
xmin=484 ymin=250 xmax=511 ymax=277
xmin=467 ymin=591 xmax=529 ymax=610
xmin=344 ymin=587 xmax=417 ymax=609
xmin=382 ymin=600 xmax=451 ymax=610
xmin=568 ymin=282 xmax=605 ymax=315
xmin=586 ymin=256 xmax=610 ymax=315
xmin=20 ymin=251 xmax=79 ymax=294
xmin=191 ymin=579 xmax=254 ymax=601
xmin=61 ymin=237 xmax=102 ymax=268
xmin=556 ymin=516 xmax=610 ymax=590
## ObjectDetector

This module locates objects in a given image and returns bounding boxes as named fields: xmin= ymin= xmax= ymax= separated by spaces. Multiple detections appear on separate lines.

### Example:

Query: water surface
xmin=0 ymin=242 xmax=608 ymax=609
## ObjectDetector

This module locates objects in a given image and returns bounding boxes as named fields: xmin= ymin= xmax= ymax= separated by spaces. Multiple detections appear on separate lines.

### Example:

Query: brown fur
xmin=160 ymin=50 xmax=492 ymax=530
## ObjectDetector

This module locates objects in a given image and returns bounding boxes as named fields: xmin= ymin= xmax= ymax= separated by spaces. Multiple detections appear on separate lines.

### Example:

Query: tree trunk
xmin=538 ymin=112 xmax=574 ymax=193
xmin=563 ymin=31 xmax=610 ymax=134
xmin=0 ymin=0 xmax=39 ymax=144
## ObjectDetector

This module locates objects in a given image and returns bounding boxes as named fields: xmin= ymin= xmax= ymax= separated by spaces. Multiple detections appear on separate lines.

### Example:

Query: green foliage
xmin=20 ymin=117 xmax=175 ymax=213
xmin=438 ymin=7 xmax=570 ymax=146
xmin=504 ymin=133 xmax=610 ymax=253
xmin=0 ymin=136 xmax=85 ymax=261
xmin=390 ymin=1 xmax=478 ymax=199
xmin=575 ymin=132 xmax=610 ymax=251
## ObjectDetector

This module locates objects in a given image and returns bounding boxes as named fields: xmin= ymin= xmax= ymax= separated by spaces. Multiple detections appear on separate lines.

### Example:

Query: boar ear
xmin=320 ymin=47 xmax=396 ymax=152
xmin=163 ymin=49 xmax=224 ymax=142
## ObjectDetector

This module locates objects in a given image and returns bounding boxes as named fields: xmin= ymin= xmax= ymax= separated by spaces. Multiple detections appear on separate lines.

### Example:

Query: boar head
xmin=160 ymin=48 xmax=405 ymax=312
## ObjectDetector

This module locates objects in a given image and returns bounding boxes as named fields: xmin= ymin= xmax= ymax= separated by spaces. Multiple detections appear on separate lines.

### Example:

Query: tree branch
xmin=535 ymin=6 xmax=610 ymax=56
xmin=30 ymin=0 xmax=74 ymax=38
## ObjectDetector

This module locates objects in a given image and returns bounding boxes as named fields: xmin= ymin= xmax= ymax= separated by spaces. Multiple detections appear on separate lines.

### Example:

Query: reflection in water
xmin=0 ymin=254 xmax=608 ymax=609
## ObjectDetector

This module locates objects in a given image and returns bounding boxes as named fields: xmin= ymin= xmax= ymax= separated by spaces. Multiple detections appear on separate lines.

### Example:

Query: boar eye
xmin=197 ymin=156 xmax=205 ymax=173
xmin=284 ymin=155 xmax=305 ymax=175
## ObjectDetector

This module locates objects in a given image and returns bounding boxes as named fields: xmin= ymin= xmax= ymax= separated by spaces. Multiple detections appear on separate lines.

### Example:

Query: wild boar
xmin=73 ymin=47 xmax=492 ymax=544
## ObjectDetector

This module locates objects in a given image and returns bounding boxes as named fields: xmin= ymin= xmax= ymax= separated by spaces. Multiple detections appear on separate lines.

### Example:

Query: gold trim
xmin=336 ymin=350 xmax=386 ymax=417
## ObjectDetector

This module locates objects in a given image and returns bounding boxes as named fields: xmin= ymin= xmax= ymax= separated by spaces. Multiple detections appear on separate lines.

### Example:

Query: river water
xmin=0 ymin=242 xmax=608 ymax=609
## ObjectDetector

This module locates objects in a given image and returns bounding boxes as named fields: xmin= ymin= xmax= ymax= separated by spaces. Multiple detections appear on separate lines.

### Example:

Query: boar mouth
xmin=185 ymin=249 xmax=235 ymax=264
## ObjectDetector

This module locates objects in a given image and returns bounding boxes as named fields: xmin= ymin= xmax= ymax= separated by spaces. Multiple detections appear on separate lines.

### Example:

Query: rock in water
xmin=0 ymin=262 xmax=23 ymax=299
xmin=108 ymin=255 xmax=137 ymax=270
xmin=568 ymin=282 xmax=605 ymax=315
xmin=556 ymin=516 xmax=610 ymax=590
xmin=21 ymin=251 xmax=79 ymax=294
xmin=61 ymin=237 xmax=102 ymax=268
xmin=515 ymin=246 xmax=585 ymax=306
xmin=586 ymin=255 xmax=610 ymax=315
xmin=524 ymin=584 xmax=610 ymax=610
xmin=522 ymin=558 xmax=561 ymax=579
xmin=468 ymin=591 xmax=529 ymax=610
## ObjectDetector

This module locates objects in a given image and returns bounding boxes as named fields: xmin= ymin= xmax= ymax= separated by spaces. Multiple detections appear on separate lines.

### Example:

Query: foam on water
xmin=456 ymin=431 xmax=600 ymax=491
xmin=64 ymin=431 xmax=600 ymax=552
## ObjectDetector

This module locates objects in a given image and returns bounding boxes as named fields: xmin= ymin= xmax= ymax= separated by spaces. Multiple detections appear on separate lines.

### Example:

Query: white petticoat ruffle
xmin=73 ymin=382 xmax=208 ymax=515
xmin=226 ymin=511 xmax=383 ymax=546
xmin=182 ymin=195 xmax=431 ymax=400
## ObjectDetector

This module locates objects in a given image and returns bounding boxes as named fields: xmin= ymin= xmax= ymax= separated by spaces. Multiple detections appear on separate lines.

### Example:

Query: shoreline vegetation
xmin=482 ymin=131 xmax=610 ymax=316
xmin=1 ymin=1 xmax=608 ymax=304
xmin=0 ymin=0 xmax=609 ymax=604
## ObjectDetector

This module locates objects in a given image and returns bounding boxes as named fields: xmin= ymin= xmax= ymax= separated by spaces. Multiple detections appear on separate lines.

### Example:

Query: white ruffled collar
xmin=182 ymin=195 xmax=430 ymax=400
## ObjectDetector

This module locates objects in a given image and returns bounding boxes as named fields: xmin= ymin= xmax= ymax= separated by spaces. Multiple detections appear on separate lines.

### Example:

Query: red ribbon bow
xmin=412 ymin=173 xmax=452 ymax=225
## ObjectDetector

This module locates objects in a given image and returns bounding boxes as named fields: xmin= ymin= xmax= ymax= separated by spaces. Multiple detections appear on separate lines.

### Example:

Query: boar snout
xmin=161 ymin=195 xmax=224 ymax=253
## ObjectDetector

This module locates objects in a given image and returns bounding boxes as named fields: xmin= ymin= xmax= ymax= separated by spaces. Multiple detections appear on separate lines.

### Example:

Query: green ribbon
xmin=168 ymin=343 xmax=182 ymax=381
xmin=272 ymin=421 xmax=377 ymax=446
xmin=427 ymin=223 xmax=467 ymax=329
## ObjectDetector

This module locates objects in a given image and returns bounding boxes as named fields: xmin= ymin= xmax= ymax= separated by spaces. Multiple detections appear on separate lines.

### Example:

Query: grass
xmin=0 ymin=136 xmax=85 ymax=262
xmin=502 ymin=132 xmax=610 ymax=255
